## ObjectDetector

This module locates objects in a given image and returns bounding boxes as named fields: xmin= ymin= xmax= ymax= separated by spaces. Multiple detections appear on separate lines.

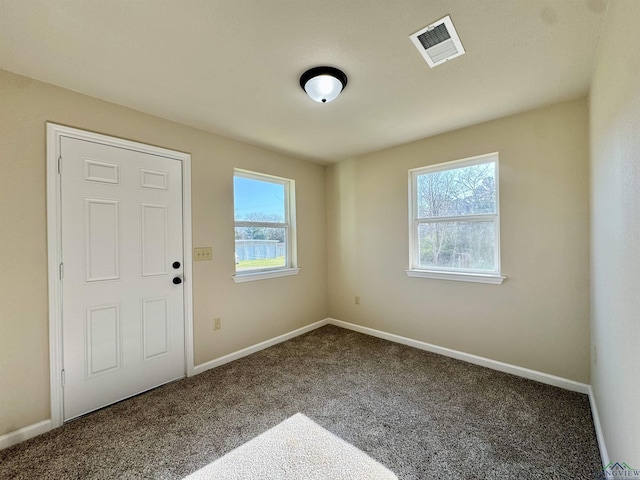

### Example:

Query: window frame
xmin=232 ymin=169 xmax=299 ymax=283
xmin=406 ymin=152 xmax=505 ymax=284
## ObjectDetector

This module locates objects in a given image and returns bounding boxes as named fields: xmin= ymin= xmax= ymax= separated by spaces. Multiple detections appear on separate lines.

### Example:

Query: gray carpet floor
xmin=0 ymin=325 xmax=601 ymax=479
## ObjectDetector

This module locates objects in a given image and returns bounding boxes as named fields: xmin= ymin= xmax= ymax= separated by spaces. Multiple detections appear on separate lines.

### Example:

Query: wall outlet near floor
xmin=194 ymin=247 xmax=212 ymax=261
xmin=214 ymin=318 xmax=221 ymax=330
xmin=355 ymin=296 xmax=360 ymax=305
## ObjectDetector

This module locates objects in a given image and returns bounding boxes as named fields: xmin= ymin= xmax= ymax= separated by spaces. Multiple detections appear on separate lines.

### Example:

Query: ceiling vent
xmin=410 ymin=15 xmax=465 ymax=68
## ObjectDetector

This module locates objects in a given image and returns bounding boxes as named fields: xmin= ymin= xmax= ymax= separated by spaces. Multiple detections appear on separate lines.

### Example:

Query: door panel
xmin=142 ymin=296 xmax=169 ymax=359
xmin=141 ymin=203 xmax=169 ymax=276
xmin=61 ymin=137 xmax=185 ymax=421
xmin=84 ymin=199 xmax=120 ymax=282
xmin=86 ymin=304 xmax=121 ymax=376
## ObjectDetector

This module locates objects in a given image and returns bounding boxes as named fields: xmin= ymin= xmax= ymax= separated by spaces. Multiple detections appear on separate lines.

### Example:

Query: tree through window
xmin=233 ymin=170 xmax=296 ymax=274
xmin=408 ymin=153 xmax=504 ymax=283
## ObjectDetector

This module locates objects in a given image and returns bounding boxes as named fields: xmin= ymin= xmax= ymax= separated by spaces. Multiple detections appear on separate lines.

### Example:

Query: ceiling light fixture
xmin=300 ymin=66 xmax=348 ymax=103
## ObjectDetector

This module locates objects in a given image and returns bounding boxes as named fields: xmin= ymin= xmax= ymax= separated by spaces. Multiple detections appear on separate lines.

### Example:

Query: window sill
xmin=233 ymin=268 xmax=300 ymax=283
xmin=405 ymin=269 xmax=506 ymax=284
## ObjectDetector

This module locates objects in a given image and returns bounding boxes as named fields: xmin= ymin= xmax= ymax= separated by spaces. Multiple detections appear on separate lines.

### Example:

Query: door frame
xmin=46 ymin=123 xmax=194 ymax=428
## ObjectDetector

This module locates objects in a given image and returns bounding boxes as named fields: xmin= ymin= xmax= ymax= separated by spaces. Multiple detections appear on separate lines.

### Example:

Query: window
xmin=407 ymin=153 xmax=505 ymax=284
xmin=233 ymin=169 xmax=298 ymax=282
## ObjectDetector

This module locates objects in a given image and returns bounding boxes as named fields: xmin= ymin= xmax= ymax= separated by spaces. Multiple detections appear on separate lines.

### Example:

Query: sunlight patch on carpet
xmin=184 ymin=413 xmax=397 ymax=479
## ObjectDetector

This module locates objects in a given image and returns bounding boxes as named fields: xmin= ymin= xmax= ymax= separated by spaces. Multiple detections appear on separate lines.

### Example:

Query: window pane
xmin=417 ymin=161 xmax=496 ymax=218
xmin=235 ymin=227 xmax=286 ymax=271
xmin=418 ymin=221 xmax=495 ymax=271
xmin=234 ymin=176 xmax=285 ymax=222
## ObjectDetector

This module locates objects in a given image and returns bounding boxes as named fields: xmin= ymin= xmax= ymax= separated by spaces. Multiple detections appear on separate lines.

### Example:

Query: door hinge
xmin=58 ymin=156 xmax=62 ymax=174
xmin=59 ymin=263 xmax=64 ymax=279
xmin=61 ymin=369 xmax=65 ymax=387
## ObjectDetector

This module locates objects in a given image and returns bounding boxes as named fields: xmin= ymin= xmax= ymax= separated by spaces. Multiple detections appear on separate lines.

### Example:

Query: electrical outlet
xmin=194 ymin=247 xmax=212 ymax=261
xmin=355 ymin=296 xmax=360 ymax=305
xmin=214 ymin=318 xmax=221 ymax=330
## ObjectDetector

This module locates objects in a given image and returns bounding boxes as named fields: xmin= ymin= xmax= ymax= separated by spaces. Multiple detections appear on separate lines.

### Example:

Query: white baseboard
xmin=192 ymin=316 xmax=591 ymax=394
xmin=327 ymin=319 xmax=615 ymax=464
xmin=588 ymin=386 xmax=610 ymax=469
xmin=328 ymin=318 xmax=617 ymax=467
xmin=192 ymin=319 xmax=329 ymax=376
xmin=0 ymin=419 xmax=52 ymax=450
xmin=327 ymin=318 xmax=590 ymax=394
xmin=2 ymin=317 xmax=603 ymax=457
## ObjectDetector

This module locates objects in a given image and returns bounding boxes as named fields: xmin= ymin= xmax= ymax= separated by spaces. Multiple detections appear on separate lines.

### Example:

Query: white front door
xmin=60 ymin=136 xmax=185 ymax=421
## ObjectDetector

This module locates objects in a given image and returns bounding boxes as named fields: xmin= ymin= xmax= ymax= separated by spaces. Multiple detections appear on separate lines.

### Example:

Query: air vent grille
xmin=410 ymin=15 xmax=465 ymax=68
xmin=417 ymin=23 xmax=451 ymax=50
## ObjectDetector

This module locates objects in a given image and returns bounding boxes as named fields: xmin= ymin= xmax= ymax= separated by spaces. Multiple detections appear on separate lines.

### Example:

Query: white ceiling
xmin=0 ymin=0 xmax=608 ymax=163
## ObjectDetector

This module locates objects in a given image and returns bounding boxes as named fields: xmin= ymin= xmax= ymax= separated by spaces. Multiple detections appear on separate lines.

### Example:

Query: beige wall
xmin=0 ymin=69 xmax=328 ymax=436
xmin=590 ymin=0 xmax=640 ymax=466
xmin=327 ymin=98 xmax=591 ymax=383
xmin=0 ymin=62 xmax=600 ymax=443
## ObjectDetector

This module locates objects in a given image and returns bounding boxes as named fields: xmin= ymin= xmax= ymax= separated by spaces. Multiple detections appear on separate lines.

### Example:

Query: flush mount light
xmin=300 ymin=66 xmax=348 ymax=103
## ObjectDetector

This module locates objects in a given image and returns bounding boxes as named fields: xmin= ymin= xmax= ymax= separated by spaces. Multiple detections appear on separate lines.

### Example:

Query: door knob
xmin=172 ymin=277 xmax=182 ymax=285
xmin=172 ymin=261 xmax=181 ymax=269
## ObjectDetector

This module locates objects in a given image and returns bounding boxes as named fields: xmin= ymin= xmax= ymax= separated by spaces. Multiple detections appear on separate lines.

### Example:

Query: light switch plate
xmin=194 ymin=247 xmax=212 ymax=261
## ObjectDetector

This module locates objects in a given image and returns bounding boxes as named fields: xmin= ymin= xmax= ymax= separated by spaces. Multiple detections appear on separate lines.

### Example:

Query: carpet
xmin=0 ymin=325 xmax=601 ymax=479
xmin=184 ymin=413 xmax=397 ymax=479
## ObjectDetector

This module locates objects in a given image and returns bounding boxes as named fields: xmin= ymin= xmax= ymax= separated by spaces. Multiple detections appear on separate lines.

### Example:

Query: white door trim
xmin=46 ymin=123 xmax=194 ymax=428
